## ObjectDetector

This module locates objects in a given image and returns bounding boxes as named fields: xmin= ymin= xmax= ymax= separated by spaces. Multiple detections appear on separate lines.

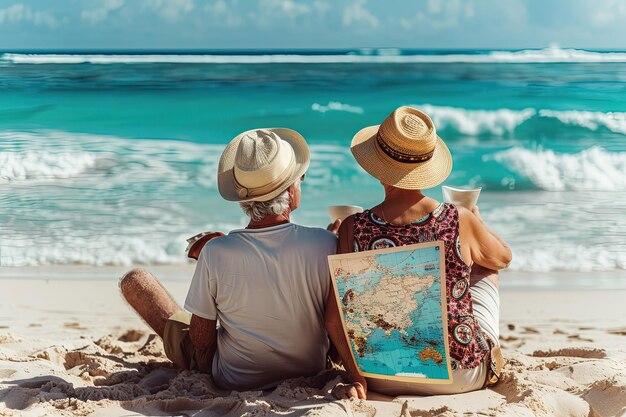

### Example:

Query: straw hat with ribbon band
xmin=350 ymin=106 xmax=452 ymax=190
xmin=218 ymin=128 xmax=310 ymax=202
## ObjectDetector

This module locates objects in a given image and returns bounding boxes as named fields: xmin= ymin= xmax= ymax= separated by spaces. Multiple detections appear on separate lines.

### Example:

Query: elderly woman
xmin=325 ymin=106 xmax=512 ymax=399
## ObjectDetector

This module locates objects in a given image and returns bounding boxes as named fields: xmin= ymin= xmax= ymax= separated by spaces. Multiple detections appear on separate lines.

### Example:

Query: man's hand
xmin=189 ymin=314 xmax=217 ymax=351
xmin=332 ymin=377 xmax=367 ymax=400
xmin=327 ymin=219 xmax=341 ymax=236
xmin=188 ymin=314 xmax=217 ymax=374
xmin=186 ymin=232 xmax=224 ymax=260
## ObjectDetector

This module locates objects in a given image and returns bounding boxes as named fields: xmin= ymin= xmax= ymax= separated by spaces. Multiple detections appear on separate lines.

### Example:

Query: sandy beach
xmin=1 ymin=267 xmax=624 ymax=417
xmin=3 ymin=1 xmax=626 ymax=415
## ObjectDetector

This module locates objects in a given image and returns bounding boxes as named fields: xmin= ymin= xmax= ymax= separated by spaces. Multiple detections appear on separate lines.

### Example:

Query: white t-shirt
xmin=184 ymin=222 xmax=337 ymax=390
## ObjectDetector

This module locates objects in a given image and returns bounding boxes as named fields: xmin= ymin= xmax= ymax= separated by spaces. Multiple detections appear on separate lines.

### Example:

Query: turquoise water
xmin=1 ymin=48 xmax=625 ymax=278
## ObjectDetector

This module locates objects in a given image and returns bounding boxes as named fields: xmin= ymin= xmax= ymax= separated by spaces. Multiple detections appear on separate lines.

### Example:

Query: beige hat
xmin=350 ymin=106 xmax=452 ymax=189
xmin=217 ymin=128 xmax=310 ymax=202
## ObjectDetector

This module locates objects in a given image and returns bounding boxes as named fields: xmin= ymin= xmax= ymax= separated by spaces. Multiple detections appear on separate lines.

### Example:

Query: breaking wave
xmin=487 ymin=146 xmax=626 ymax=191
xmin=538 ymin=109 xmax=626 ymax=135
xmin=0 ymin=130 xmax=361 ymax=267
xmin=4 ymin=47 xmax=626 ymax=64
xmin=2 ymin=130 xmax=624 ymax=273
xmin=415 ymin=104 xmax=536 ymax=136
xmin=410 ymin=104 xmax=626 ymax=136
xmin=0 ymin=150 xmax=97 ymax=183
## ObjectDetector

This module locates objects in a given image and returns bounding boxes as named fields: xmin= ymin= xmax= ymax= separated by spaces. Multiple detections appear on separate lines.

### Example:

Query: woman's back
xmin=326 ymin=106 xmax=511 ymax=399
xmin=349 ymin=201 xmax=493 ymax=370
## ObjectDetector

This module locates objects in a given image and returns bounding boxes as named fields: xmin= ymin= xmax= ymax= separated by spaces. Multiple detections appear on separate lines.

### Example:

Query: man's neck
xmin=247 ymin=213 xmax=291 ymax=229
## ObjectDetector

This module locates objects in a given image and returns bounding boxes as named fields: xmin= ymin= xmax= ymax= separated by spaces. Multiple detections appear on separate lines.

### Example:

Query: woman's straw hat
xmin=350 ymin=106 xmax=452 ymax=189
xmin=218 ymin=128 xmax=310 ymax=202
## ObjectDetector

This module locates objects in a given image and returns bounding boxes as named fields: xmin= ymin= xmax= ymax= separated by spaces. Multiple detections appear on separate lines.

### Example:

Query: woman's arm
xmin=459 ymin=206 xmax=512 ymax=271
xmin=324 ymin=215 xmax=367 ymax=399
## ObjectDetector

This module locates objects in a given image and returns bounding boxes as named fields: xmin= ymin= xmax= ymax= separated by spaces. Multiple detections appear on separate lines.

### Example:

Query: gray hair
xmin=239 ymin=179 xmax=300 ymax=222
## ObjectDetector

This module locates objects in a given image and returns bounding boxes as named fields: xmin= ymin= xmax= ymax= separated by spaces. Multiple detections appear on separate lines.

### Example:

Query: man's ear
xmin=287 ymin=184 xmax=296 ymax=207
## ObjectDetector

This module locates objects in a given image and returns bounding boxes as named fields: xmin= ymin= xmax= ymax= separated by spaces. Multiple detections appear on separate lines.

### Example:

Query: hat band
xmin=233 ymin=158 xmax=296 ymax=199
xmin=376 ymin=132 xmax=434 ymax=163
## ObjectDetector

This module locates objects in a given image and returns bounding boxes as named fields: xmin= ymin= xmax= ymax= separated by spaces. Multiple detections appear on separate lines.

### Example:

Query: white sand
xmin=1 ymin=267 xmax=625 ymax=416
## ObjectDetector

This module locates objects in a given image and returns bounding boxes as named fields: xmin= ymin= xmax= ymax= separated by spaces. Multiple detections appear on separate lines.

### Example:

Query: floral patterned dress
xmin=351 ymin=202 xmax=493 ymax=369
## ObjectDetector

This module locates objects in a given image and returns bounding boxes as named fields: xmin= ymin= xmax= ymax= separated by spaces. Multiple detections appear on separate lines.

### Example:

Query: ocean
xmin=1 ymin=47 xmax=625 ymax=284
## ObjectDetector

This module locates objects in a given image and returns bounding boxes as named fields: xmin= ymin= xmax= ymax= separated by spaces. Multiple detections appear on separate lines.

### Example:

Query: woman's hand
xmin=332 ymin=377 xmax=367 ymax=400
xmin=470 ymin=205 xmax=482 ymax=221
xmin=461 ymin=205 xmax=512 ymax=271
xmin=327 ymin=219 xmax=342 ymax=235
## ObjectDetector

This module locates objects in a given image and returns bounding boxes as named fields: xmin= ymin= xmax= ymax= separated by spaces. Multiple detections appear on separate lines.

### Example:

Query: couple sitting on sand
xmin=120 ymin=106 xmax=511 ymax=400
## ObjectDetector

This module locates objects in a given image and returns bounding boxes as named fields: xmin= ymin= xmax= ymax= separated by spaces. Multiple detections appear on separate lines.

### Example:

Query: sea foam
xmin=0 ymin=150 xmax=97 ymax=183
xmin=487 ymin=146 xmax=626 ymax=191
xmin=4 ymin=47 xmax=626 ymax=64
xmin=1 ymin=130 xmax=624 ymax=272
xmin=0 ymin=130 xmax=361 ymax=267
xmin=539 ymin=109 xmax=626 ymax=135
xmin=485 ymin=201 xmax=626 ymax=273
xmin=509 ymin=246 xmax=626 ymax=273
xmin=486 ymin=46 xmax=626 ymax=63
xmin=410 ymin=104 xmax=626 ymax=136
xmin=311 ymin=102 xmax=364 ymax=114
xmin=414 ymin=104 xmax=536 ymax=136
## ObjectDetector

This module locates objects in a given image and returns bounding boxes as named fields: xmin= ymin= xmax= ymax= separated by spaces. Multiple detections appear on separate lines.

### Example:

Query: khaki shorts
xmin=162 ymin=311 xmax=213 ymax=373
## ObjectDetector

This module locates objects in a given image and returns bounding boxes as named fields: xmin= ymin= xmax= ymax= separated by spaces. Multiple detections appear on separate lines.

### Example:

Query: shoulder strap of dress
xmin=432 ymin=202 xmax=446 ymax=219
xmin=432 ymin=203 xmax=458 ymax=239
xmin=447 ymin=203 xmax=460 ymax=222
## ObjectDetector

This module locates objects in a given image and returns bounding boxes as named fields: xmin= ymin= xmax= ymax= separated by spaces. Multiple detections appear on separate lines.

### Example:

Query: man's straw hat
xmin=218 ymin=128 xmax=310 ymax=202
xmin=350 ymin=106 xmax=452 ymax=189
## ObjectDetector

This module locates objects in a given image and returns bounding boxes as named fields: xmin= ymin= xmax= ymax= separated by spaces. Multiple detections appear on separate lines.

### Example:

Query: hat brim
xmin=218 ymin=128 xmax=310 ymax=202
xmin=350 ymin=125 xmax=452 ymax=190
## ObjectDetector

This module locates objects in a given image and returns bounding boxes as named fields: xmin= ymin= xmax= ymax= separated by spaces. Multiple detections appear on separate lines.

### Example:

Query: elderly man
xmin=120 ymin=128 xmax=337 ymax=391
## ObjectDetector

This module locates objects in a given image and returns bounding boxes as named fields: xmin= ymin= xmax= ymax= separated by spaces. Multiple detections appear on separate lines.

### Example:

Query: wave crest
xmin=0 ymin=150 xmax=97 ymax=183
xmin=311 ymin=102 xmax=364 ymax=114
xmin=539 ymin=109 xmax=626 ymax=135
xmin=5 ymin=47 xmax=626 ymax=64
xmin=487 ymin=46 xmax=626 ymax=63
xmin=488 ymin=146 xmax=626 ymax=191
xmin=410 ymin=104 xmax=626 ymax=136
xmin=415 ymin=104 xmax=535 ymax=136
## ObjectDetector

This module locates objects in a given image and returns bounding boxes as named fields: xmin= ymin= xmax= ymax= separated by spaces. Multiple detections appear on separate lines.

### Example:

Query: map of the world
xmin=328 ymin=241 xmax=452 ymax=383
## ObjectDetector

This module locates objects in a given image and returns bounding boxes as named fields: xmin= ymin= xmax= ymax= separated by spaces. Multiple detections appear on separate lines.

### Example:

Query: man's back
xmin=184 ymin=223 xmax=336 ymax=390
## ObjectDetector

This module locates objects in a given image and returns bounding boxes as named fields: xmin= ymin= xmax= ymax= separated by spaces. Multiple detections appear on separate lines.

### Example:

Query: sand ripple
xmin=1 ymin=322 xmax=625 ymax=417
